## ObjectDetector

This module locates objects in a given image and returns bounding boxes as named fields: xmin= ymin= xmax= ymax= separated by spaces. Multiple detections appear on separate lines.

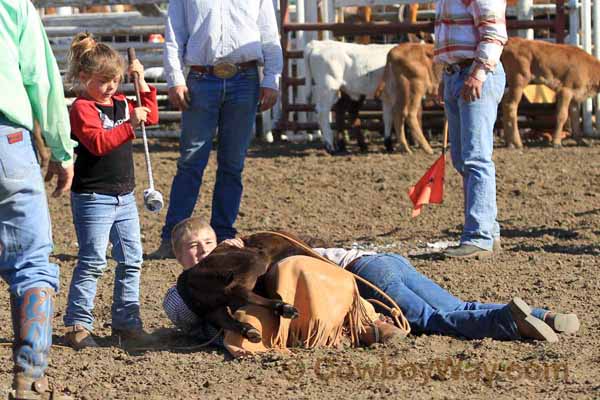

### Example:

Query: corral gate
xmin=276 ymin=0 xmax=577 ymax=142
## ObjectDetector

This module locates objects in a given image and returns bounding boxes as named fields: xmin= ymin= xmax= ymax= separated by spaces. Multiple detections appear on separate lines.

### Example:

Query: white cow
xmin=304 ymin=40 xmax=396 ymax=154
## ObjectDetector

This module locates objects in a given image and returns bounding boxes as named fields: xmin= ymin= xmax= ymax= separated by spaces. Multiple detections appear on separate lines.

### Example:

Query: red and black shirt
xmin=70 ymin=86 xmax=158 ymax=195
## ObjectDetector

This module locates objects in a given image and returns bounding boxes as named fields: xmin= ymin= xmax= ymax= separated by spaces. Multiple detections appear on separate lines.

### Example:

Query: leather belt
xmin=190 ymin=60 xmax=258 ymax=79
xmin=444 ymin=59 xmax=474 ymax=74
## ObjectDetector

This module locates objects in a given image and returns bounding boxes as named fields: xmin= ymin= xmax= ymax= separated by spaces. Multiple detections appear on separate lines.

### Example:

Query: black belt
xmin=190 ymin=60 xmax=258 ymax=79
xmin=444 ymin=59 xmax=474 ymax=74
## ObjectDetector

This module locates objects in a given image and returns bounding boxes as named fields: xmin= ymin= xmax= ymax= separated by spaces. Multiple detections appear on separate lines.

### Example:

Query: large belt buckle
xmin=444 ymin=63 xmax=456 ymax=74
xmin=213 ymin=62 xmax=238 ymax=79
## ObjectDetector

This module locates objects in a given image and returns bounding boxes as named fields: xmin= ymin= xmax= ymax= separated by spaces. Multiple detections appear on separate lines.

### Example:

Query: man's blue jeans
xmin=64 ymin=192 xmax=143 ymax=332
xmin=0 ymin=120 xmax=55 ymax=380
xmin=162 ymin=68 xmax=260 ymax=242
xmin=0 ymin=122 xmax=58 ymax=295
xmin=444 ymin=63 xmax=506 ymax=250
xmin=348 ymin=254 xmax=548 ymax=340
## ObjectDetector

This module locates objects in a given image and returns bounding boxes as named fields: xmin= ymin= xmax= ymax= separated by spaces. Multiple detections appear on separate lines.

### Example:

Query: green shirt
xmin=0 ymin=0 xmax=75 ymax=164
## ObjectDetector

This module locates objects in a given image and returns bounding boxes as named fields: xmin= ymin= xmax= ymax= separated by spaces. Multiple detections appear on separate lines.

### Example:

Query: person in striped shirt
xmin=163 ymin=217 xmax=580 ymax=345
xmin=434 ymin=0 xmax=508 ymax=259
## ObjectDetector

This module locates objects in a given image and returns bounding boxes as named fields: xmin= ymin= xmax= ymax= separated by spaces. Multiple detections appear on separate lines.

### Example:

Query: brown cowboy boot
xmin=9 ymin=374 xmax=73 ymax=400
xmin=9 ymin=288 xmax=73 ymax=400
xmin=544 ymin=312 xmax=580 ymax=334
xmin=63 ymin=325 xmax=99 ymax=351
xmin=508 ymin=297 xmax=558 ymax=342
xmin=360 ymin=316 xmax=407 ymax=346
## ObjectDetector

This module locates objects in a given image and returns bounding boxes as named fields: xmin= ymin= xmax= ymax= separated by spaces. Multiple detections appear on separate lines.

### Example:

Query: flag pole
xmin=442 ymin=120 xmax=449 ymax=155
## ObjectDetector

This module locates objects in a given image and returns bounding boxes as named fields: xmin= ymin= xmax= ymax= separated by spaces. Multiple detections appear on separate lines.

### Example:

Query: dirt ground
xmin=1 ymin=135 xmax=599 ymax=400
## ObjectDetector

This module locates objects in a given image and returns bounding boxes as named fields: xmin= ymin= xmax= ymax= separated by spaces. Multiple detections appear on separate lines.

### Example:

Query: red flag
xmin=408 ymin=154 xmax=446 ymax=217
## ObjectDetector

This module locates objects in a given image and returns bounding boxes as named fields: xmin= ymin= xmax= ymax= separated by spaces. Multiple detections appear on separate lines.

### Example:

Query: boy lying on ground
xmin=162 ymin=217 xmax=580 ymax=355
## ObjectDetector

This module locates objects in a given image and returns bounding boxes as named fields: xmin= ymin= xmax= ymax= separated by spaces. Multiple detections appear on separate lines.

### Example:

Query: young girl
xmin=63 ymin=33 xmax=158 ymax=350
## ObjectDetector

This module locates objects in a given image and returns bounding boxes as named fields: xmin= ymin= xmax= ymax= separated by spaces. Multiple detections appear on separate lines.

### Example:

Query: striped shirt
xmin=163 ymin=0 xmax=283 ymax=90
xmin=163 ymin=287 xmax=224 ymax=347
xmin=433 ymin=0 xmax=507 ymax=82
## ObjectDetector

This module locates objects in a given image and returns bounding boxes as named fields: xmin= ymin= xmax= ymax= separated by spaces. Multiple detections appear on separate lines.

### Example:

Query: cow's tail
xmin=374 ymin=54 xmax=391 ymax=99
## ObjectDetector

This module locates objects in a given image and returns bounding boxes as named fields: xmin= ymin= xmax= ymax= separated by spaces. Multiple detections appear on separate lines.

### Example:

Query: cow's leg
xmin=206 ymin=307 xmax=262 ymax=343
xmin=229 ymin=286 xmax=299 ymax=319
xmin=406 ymin=83 xmax=434 ymax=154
xmin=501 ymin=85 xmax=524 ymax=149
xmin=348 ymin=95 xmax=366 ymax=152
xmin=568 ymin=100 xmax=590 ymax=146
xmin=382 ymin=98 xmax=395 ymax=152
xmin=315 ymin=88 xmax=338 ymax=154
xmin=392 ymin=102 xmax=411 ymax=154
xmin=552 ymin=89 xmax=573 ymax=148
xmin=333 ymin=94 xmax=349 ymax=153
xmin=391 ymin=75 xmax=412 ymax=153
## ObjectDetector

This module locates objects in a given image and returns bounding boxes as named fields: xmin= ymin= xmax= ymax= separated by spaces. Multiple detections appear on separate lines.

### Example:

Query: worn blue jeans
xmin=162 ymin=68 xmax=261 ymax=242
xmin=444 ymin=63 xmax=506 ymax=250
xmin=349 ymin=254 xmax=548 ymax=340
xmin=64 ymin=191 xmax=143 ymax=332
xmin=0 ymin=121 xmax=58 ymax=296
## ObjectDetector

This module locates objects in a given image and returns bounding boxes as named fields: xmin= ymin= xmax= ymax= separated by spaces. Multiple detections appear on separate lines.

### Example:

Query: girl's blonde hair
xmin=171 ymin=217 xmax=214 ymax=257
xmin=67 ymin=32 xmax=125 ymax=87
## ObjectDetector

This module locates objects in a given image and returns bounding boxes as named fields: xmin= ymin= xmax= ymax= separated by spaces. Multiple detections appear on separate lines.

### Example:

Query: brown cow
xmin=377 ymin=42 xmax=443 ymax=154
xmin=501 ymin=37 xmax=596 ymax=148
xmin=176 ymin=232 xmax=323 ymax=342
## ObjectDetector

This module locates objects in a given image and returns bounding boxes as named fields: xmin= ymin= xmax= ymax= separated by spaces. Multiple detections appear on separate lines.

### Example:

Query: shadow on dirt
xmin=500 ymin=227 xmax=579 ymax=240
xmin=52 ymin=254 xmax=78 ymax=262
xmin=511 ymin=243 xmax=599 ymax=256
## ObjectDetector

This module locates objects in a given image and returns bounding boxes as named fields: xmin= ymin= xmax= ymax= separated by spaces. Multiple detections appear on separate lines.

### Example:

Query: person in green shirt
xmin=0 ymin=0 xmax=76 ymax=399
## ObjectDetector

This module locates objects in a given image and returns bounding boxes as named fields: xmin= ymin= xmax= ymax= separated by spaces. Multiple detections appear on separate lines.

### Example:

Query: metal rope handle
xmin=127 ymin=48 xmax=155 ymax=191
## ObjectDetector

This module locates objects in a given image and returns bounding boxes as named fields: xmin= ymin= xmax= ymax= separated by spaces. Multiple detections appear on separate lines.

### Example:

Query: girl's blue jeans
xmin=349 ymin=253 xmax=548 ymax=340
xmin=64 ymin=191 xmax=143 ymax=332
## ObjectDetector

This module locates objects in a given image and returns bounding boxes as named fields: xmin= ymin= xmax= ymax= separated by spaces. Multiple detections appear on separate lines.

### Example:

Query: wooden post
xmin=356 ymin=6 xmax=371 ymax=44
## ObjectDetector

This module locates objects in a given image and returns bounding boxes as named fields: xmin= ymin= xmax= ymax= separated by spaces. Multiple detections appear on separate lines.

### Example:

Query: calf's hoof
xmin=275 ymin=302 xmax=299 ymax=319
xmin=336 ymin=138 xmax=348 ymax=154
xmin=552 ymin=142 xmax=562 ymax=149
xmin=383 ymin=138 xmax=394 ymax=153
xmin=242 ymin=326 xmax=262 ymax=343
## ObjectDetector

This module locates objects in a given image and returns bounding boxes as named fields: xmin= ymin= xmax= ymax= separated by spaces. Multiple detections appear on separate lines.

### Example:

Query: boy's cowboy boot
xmin=9 ymin=288 xmax=72 ymax=400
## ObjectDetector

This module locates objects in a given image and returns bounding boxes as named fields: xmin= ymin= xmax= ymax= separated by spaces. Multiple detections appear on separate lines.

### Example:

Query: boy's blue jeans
xmin=64 ymin=191 xmax=143 ymax=332
xmin=349 ymin=254 xmax=548 ymax=340
xmin=444 ymin=63 xmax=506 ymax=250
xmin=161 ymin=68 xmax=260 ymax=242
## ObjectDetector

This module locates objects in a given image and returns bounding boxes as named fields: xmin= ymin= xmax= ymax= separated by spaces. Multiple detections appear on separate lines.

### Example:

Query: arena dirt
xmin=1 ymin=136 xmax=599 ymax=399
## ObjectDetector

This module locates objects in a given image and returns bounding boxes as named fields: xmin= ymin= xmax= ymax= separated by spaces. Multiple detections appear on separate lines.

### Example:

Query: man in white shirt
xmin=152 ymin=0 xmax=283 ymax=258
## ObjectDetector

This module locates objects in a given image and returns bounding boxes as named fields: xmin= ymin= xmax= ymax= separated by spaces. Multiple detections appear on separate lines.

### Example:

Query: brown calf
xmin=501 ymin=37 xmax=597 ymax=148
xmin=377 ymin=43 xmax=443 ymax=154
xmin=176 ymin=232 xmax=319 ymax=343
